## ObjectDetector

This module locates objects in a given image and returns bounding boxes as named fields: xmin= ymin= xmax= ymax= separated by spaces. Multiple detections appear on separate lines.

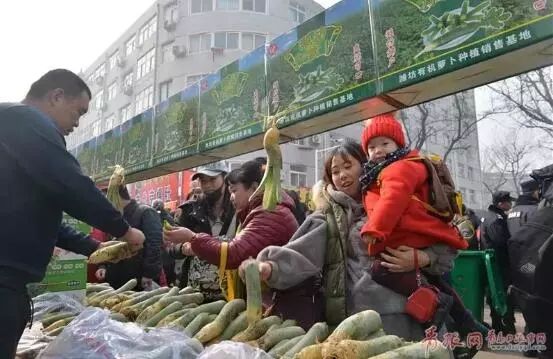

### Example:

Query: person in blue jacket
xmin=0 ymin=69 xmax=145 ymax=358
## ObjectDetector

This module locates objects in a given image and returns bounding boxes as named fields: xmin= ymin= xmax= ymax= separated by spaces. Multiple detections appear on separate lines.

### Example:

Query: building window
xmin=189 ymin=33 xmax=212 ymax=53
xmin=467 ymin=166 xmax=474 ymax=181
xmin=165 ymin=5 xmax=179 ymax=22
xmin=91 ymin=63 xmax=106 ymax=82
xmin=241 ymin=32 xmax=266 ymax=50
xmin=139 ymin=16 xmax=157 ymax=45
xmin=457 ymin=162 xmax=465 ymax=178
xmin=135 ymin=86 xmax=154 ymax=114
xmin=109 ymin=51 xmax=119 ymax=70
xmin=137 ymin=48 xmax=156 ymax=79
xmin=94 ymin=90 xmax=104 ymax=111
xmin=216 ymin=0 xmax=239 ymax=10
xmin=243 ymin=0 xmax=266 ymax=12
xmin=104 ymin=114 xmax=116 ymax=131
xmin=120 ymin=104 xmax=133 ymax=123
xmin=186 ymin=74 xmax=208 ymax=85
xmin=159 ymin=81 xmax=171 ymax=102
xmin=161 ymin=42 xmax=175 ymax=64
xmin=214 ymin=32 xmax=239 ymax=49
xmin=107 ymin=82 xmax=118 ymax=101
xmin=123 ymin=72 xmax=133 ymax=88
xmin=191 ymin=0 xmax=213 ymax=13
xmin=290 ymin=172 xmax=307 ymax=187
xmin=125 ymin=35 xmax=136 ymax=56
xmin=289 ymin=1 xmax=306 ymax=22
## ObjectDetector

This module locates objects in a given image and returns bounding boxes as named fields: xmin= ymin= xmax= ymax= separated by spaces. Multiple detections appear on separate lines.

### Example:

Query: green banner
xmin=153 ymin=85 xmax=200 ymax=166
xmin=373 ymin=0 xmax=553 ymax=92
xmin=267 ymin=0 xmax=376 ymax=127
xmin=198 ymin=47 xmax=267 ymax=152
xmin=119 ymin=109 xmax=153 ymax=175
xmin=81 ymin=0 xmax=552 ymax=182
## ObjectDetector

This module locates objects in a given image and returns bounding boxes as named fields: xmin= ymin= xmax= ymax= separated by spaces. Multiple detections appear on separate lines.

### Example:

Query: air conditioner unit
xmin=123 ymin=84 xmax=133 ymax=96
xmin=95 ymin=75 xmax=105 ymax=85
xmin=116 ymin=56 xmax=126 ymax=68
xmin=164 ymin=19 xmax=177 ymax=31
xmin=172 ymin=45 xmax=187 ymax=58
xmin=310 ymin=134 xmax=321 ymax=145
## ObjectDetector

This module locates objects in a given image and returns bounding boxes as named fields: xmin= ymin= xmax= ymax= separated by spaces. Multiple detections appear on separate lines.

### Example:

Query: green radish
xmin=184 ymin=313 xmax=217 ymax=337
xmin=279 ymin=319 xmax=297 ymax=329
xmin=109 ymin=313 xmax=129 ymax=322
xmin=325 ymin=310 xmax=382 ymax=343
xmin=321 ymin=335 xmax=404 ymax=359
xmin=219 ymin=311 xmax=248 ymax=341
xmin=367 ymin=328 xmax=386 ymax=340
xmin=121 ymin=293 xmax=165 ymax=321
xmin=268 ymin=335 xmax=304 ymax=358
xmin=114 ymin=287 xmax=170 ymax=312
xmin=87 ymin=288 xmax=114 ymax=305
xmin=368 ymin=340 xmax=449 ymax=359
xmin=100 ymin=294 xmax=130 ymax=309
xmin=232 ymin=315 xmax=282 ymax=342
xmin=45 ymin=326 xmax=66 ymax=337
xmin=282 ymin=322 xmax=329 ymax=359
xmin=244 ymin=260 xmax=262 ymax=325
xmin=194 ymin=299 xmax=246 ymax=344
xmin=136 ymin=288 xmax=179 ymax=323
xmin=41 ymin=312 xmax=75 ymax=328
xmin=156 ymin=307 xmax=195 ymax=328
xmin=158 ymin=292 xmax=204 ymax=307
xmin=294 ymin=344 xmax=324 ymax=359
xmin=143 ymin=301 xmax=183 ymax=327
xmin=86 ymin=283 xmax=112 ymax=293
xmin=89 ymin=279 xmax=138 ymax=306
xmin=43 ymin=316 xmax=76 ymax=333
xmin=260 ymin=326 xmax=306 ymax=351
xmin=171 ymin=300 xmax=226 ymax=328
xmin=179 ymin=286 xmax=196 ymax=295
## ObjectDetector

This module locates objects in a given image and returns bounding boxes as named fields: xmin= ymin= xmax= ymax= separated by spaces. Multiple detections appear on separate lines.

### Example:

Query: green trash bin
xmin=483 ymin=249 xmax=508 ymax=317
xmin=451 ymin=250 xmax=487 ymax=322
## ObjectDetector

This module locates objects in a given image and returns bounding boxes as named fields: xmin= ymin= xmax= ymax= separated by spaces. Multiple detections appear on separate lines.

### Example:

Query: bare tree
xmin=481 ymin=130 xmax=534 ymax=197
xmin=487 ymin=66 xmax=553 ymax=138
xmin=401 ymin=91 xmax=488 ymax=162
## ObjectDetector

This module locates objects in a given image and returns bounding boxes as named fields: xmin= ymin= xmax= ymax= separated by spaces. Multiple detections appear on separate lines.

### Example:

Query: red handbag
xmin=404 ymin=250 xmax=440 ymax=323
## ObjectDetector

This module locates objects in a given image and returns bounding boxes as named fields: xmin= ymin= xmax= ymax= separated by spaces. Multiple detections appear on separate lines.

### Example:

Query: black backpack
xmin=507 ymin=207 xmax=553 ymax=294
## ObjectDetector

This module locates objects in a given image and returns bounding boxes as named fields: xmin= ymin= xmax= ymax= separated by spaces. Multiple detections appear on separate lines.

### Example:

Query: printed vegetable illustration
xmin=292 ymin=65 xmax=345 ymax=106
xmin=415 ymin=0 xmax=511 ymax=59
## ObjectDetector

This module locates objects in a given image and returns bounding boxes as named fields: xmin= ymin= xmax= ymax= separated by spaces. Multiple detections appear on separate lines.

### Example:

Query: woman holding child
xmin=241 ymin=134 xmax=457 ymax=341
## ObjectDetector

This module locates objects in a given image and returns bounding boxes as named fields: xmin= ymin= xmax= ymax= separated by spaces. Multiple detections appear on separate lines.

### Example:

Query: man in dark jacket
xmin=169 ymin=162 xmax=235 ymax=299
xmin=480 ymin=190 xmax=516 ymax=334
xmin=97 ymin=186 xmax=162 ymax=290
xmin=0 ymin=69 xmax=144 ymax=358
xmin=507 ymin=179 xmax=540 ymax=236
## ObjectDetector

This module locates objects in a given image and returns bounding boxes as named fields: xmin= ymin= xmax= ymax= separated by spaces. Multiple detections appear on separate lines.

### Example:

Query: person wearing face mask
xmin=167 ymin=162 xmax=235 ymax=298
xmin=165 ymin=160 xmax=298 ymax=302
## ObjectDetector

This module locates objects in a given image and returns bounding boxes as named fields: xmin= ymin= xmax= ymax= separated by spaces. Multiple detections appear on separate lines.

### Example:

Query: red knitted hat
xmin=361 ymin=113 xmax=406 ymax=153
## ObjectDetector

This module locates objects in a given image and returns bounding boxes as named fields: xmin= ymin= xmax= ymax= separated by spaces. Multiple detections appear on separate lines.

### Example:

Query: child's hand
xmin=362 ymin=234 xmax=377 ymax=245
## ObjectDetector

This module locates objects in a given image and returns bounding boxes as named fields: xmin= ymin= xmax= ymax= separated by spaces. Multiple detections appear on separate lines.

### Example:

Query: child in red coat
xmin=359 ymin=114 xmax=485 ymax=340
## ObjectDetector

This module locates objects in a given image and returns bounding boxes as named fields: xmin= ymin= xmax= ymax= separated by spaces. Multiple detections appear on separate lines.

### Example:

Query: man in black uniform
xmin=480 ymin=190 xmax=516 ymax=333
xmin=507 ymin=180 xmax=540 ymax=236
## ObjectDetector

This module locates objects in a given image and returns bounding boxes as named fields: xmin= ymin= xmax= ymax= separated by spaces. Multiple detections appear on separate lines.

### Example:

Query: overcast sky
xmin=0 ymin=0 xmax=548 ymax=166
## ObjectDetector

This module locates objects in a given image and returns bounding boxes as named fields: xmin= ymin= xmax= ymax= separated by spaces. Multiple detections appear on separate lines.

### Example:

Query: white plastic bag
xmin=32 ymin=292 xmax=86 ymax=322
xmin=38 ymin=308 xmax=203 ymax=359
xmin=197 ymin=341 xmax=273 ymax=359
